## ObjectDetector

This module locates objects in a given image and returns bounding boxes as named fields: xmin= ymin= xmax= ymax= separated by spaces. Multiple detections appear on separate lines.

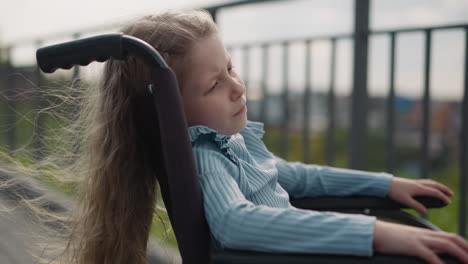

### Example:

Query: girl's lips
xmin=234 ymin=105 xmax=247 ymax=116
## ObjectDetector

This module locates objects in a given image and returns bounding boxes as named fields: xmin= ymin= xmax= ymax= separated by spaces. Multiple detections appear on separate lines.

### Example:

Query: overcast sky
xmin=2 ymin=0 xmax=468 ymax=100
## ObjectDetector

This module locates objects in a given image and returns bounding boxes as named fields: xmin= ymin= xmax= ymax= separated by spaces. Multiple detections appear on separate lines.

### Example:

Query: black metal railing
xmin=225 ymin=23 xmax=468 ymax=237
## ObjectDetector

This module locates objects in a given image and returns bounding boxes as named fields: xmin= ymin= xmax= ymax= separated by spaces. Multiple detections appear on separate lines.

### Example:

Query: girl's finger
xmin=418 ymin=179 xmax=454 ymax=196
xmin=419 ymin=186 xmax=451 ymax=205
xmin=436 ymin=232 xmax=468 ymax=252
xmin=427 ymin=237 xmax=468 ymax=263
xmin=407 ymin=197 xmax=427 ymax=214
xmin=418 ymin=247 xmax=444 ymax=264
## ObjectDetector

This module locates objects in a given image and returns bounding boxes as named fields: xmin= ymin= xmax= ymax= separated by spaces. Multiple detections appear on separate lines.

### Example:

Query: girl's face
xmin=180 ymin=33 xmax=247 ymax=136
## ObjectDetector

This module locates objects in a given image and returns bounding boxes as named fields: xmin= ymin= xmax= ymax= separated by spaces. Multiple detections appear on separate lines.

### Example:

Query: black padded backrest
xmin=141 ymin=67 xmax=210 ymax=264
xmin=36 ymin=34 xmax=209 ymax=263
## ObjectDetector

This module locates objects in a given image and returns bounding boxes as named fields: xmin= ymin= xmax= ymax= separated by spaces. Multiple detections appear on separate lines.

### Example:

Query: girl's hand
xmin=388 ymin=178 xmax=453 ymax=214
xmin=373 ymin=220 xmax=468 ymax=264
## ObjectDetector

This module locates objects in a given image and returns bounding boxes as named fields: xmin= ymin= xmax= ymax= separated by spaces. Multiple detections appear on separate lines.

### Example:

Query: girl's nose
xmin=230 ymin=79 xmax=245 ymax=101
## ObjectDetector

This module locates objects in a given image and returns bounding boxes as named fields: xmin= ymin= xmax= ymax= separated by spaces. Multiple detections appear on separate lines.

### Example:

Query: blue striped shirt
xmin=188 ymin=121 xmax=393 ymax=256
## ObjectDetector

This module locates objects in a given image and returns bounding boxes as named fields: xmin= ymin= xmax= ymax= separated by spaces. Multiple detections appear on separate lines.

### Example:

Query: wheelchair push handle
xmin=36 ymin=33 xmax=169 ymax=73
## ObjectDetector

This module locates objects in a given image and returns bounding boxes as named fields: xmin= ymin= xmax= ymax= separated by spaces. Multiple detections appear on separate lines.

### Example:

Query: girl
xmin=11 ymin=8 xmax=467 ymax=264
xmin=169 ymin=10 xmax=468 ymax=264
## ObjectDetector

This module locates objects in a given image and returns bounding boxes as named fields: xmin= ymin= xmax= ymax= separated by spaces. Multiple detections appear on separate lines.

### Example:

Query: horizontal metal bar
xmin=9 ymin=16 xmax=468 ymax=51
xmin=227 ymin=23 xmax=468 ymax=50
xmin=8 ymin=0 xmax=290 ymax=47
xmin=226 ymin=33 xmax=353 ymax=49
xmin=202 ymin=0 xmax=288 ymax=11
xmin=371 ymin=23 xmax=468 ymax=35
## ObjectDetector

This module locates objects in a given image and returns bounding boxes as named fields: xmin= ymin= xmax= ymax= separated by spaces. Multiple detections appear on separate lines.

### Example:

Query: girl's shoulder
xmin=240 ymin=120 xmax=265 ymax=139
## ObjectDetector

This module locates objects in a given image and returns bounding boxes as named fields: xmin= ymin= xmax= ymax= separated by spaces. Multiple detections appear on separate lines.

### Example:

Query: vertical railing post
xmin=70 ymin=33 xmax=82 ymax=132
xmin=34 ymin=40 xmax=45 ymax=159
xmin=72 ymin=33 xmax=81 ymax=82
xmin=421 ymin=29 xmax=432 ymax=180
xmin=350 ymin=0 xmax=370 ymax=170
xmin=0 ymin=46 xmax=5 ymax=149
xmin=243 ymin=45 xmax=251 ymax=117
xmin=459 ymin=26 xmax=468 ymax=238
xmin=260 ymin=44 xmax=269 ymax=124
xmin=303 ymin=40 xmax=312 ymax=163
xmin=5 ymin=46 xmax=16 ymax=152
xmin=327 ymin=38 xmax=337 ymax=166
xmin=206 ymin=7 xmax=218 ymax=23
xmin=386 ymin=32 xmax=397 ymax=174
xmin=280 ymin=42 xmax=290 ymax=159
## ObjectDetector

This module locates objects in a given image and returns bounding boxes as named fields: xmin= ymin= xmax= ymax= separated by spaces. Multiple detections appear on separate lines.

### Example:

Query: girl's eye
xmin=208 ymin=81 xmax=219 ymax=93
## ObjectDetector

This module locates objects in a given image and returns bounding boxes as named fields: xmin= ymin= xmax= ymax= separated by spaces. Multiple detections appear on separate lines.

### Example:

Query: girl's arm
xmin=199 ymin=166 xmax=377 ymax=256
xmin=199 ymin=160 xmax=468 ymax=262
xmin=273 ymin=155 xmax=393 ymax=198
xmin=195 ymin=149 xmax=468 ymax=262
xmin=274 ymin=155 xmax=453 ymax=213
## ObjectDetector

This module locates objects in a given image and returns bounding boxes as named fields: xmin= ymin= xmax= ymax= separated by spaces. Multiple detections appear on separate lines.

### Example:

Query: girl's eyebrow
xmin=206 ymin=68 xmax=221 ymax=81
xmin=206 ymin=56 xmax=232 ymax=82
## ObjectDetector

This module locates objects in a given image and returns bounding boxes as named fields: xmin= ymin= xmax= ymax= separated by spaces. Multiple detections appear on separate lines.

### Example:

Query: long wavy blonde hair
xmin=1 ymin=9 xmax=217 ymax=264
xmin=68 ymin=9 xmax=217 ymax=264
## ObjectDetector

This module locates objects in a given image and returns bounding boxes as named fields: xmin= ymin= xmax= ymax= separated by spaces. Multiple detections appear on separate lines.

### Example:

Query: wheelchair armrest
xmin=212 ymin=248 xmax=460 ymax=264
xmin=290 ymin=195 xmax=446 ymax=211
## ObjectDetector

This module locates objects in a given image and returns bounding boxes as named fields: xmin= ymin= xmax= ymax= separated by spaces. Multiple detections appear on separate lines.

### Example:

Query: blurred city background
xmin=0 ymin=0 xmax=467 ymax=261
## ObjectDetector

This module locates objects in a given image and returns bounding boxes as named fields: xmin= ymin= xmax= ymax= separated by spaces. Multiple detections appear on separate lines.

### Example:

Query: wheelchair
xmin=36 ymin=34 xmax=460 ymax=264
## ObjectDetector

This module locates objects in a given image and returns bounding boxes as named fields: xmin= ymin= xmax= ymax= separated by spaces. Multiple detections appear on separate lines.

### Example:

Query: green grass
xmin=150 ymin=205 xmax=178 ymax=248
xmin=264 ymin=125 xmax=465 ymax=234
xmin=427 ymin=163 xmax=466 ymax=233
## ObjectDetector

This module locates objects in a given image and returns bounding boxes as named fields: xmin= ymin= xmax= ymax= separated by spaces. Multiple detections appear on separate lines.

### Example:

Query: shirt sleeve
xmin=199 ymin=152 xmax=377 ymax=256
xmin=274 ymin=155 xmax=394 ymax=199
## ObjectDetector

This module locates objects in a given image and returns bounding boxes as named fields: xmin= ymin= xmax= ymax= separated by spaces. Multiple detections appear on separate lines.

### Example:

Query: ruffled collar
xmin=188 ymin=121 xmax=266 ymax=165
xmin=188 ymin=121 xmax=265 ymax=144
xmin=188 ymin=125 xmax=237 ymax=164
xmin=188 ymin=125 xmax=231 ymax=144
